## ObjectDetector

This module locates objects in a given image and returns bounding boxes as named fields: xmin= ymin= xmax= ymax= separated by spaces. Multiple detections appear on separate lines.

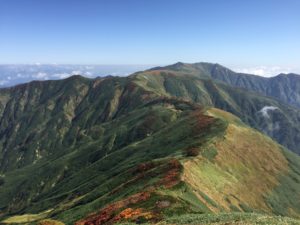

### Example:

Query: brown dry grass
xmin=183 ymin=108 xmax=289 ymax=213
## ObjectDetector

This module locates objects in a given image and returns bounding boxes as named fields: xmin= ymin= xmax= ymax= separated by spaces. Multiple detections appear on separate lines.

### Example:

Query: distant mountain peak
xmin=173 ymin=61 xmax=186 ymax=66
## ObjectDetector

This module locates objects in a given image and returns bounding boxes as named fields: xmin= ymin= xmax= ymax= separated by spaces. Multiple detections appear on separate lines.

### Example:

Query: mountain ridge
xmin=0 ymin=63 xmax=300 ymax=224
xmin=0 ymin=65 xmax=300 ymax=173
xmin=151 ymin=62 xmax=300 ymax=108
xmin=133 ymin=68 xmax=300 ymax=154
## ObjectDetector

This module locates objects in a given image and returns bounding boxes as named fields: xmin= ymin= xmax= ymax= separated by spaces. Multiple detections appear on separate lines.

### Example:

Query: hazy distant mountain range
xmin=0 ymin=64 xmax=153 ymax=87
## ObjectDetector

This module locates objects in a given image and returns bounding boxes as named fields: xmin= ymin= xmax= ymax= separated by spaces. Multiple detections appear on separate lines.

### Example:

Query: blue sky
xmin=0 ymin=0 xmax=299 ymax=73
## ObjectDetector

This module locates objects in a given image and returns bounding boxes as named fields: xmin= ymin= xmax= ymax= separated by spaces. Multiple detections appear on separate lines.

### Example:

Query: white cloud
xmin=110 ymin=71 xmax=130 ymax=76
xmin=71 ymin=70 xmax=82 ymax=75
xmin=33 ymin=72 xmax=48 ymax=79
xmin=53 ymin=73 xmax=71 ymax=79
xmin=50 ymin=71 xmax=93 ymax=79
xmin=16 ymin=73 xmax=30 ymax=78
xmin=0 ymin=80 xmax=8 ymax=85
xmin=234 ymin=66 xmax=294 ymax=77
xmin=84 ymin=71 xmax=93 ymax=77
xmin=259 ymin=106 xmax=278 ymax=118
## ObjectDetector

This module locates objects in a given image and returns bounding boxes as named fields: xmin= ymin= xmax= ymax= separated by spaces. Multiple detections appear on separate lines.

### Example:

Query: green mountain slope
xmin=0 ymin=69 xmax=299 ymax=225
xmin=1 ymin=103 xmax=300 ymax=224
xmin=0 ymin=75 xmax=158 ymax=172
xmin=132 ymin=69 xmax=300 ymax=154
xmin=152 ymin=62 xmax=300 ymax=108
xmin=0 ymin=68 xmax=299 ymax=174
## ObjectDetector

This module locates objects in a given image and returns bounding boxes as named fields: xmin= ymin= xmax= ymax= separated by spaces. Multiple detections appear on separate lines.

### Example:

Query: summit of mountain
xmin=151 ymin=62 xmax=300 ymax=108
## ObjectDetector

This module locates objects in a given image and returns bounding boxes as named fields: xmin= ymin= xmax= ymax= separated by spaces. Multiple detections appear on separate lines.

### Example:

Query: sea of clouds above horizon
xmin=0 ymin=64 xmax=155 ymax=87
xmin=0 ymin=64 xmax=299 ymax=88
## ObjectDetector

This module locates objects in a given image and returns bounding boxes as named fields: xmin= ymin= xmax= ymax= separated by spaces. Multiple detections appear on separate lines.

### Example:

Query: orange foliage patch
xmin=76 ymin=159 xmax=183 ymax=225
xmin=192 ymin=111 xmax=215 ymax=132
xmin=112 ymin=207 xmax=154 ymax=222
xmin=158 ymin=159 xmax=181 ymax=188
xmin=114 ymin=208 xmax=143 ymax=220
xmin=75 ymin=192 xmax=151 ymax=225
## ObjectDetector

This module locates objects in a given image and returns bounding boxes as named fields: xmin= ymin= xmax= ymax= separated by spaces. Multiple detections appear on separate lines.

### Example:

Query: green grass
xmin=1 ymin=209 xmax=52 ymax=224
xmin=161 ymin=213 xmax=300 ymax=225
xmin=266 ymin=148 xmax=300 ymax=216
xmin=201 ymin=146 xmax=218 ymax=161
xmin=116 ymin=213 xmax=300 ymax=225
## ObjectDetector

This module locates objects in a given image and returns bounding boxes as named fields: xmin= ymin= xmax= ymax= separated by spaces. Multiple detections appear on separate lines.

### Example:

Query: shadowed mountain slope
xmin=152 ymin=62 xmax=300 ymax=108
xmin=132 ymin=69 xmax=300 ymax=154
